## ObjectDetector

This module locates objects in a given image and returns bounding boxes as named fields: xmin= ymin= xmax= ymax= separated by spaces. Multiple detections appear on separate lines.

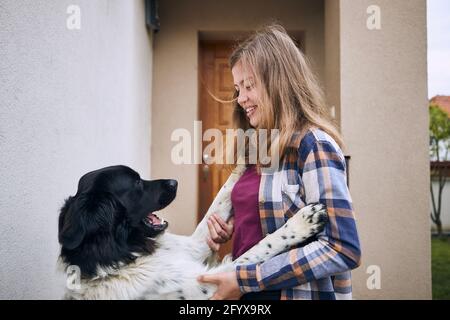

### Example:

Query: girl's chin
xmin=249 ymin=117 xmax=259 ymax=127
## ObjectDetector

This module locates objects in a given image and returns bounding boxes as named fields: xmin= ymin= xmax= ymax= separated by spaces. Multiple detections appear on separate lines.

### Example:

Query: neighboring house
xmin=430 ymin=95 xmax=450 ymax=232
xmin=431 ymin=161 xmax=450 ymax=232
xmin=0 ymin=0 xmax=430 ymax=299
xmin=431 ymin=95 xmax=450 ymax=116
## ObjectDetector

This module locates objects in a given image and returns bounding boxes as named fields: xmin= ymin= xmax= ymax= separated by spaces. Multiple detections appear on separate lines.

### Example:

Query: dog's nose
xmin=167 ymin=179 xmax=178 ymax=189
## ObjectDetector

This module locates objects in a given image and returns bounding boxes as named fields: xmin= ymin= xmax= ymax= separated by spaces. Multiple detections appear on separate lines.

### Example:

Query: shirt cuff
xmin=235 ymin=264 xmax=264 ymax=293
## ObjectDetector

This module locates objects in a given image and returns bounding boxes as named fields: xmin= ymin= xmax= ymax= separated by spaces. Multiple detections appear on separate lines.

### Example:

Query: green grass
xmin=432 ymin=237 xmax=450 ymax=300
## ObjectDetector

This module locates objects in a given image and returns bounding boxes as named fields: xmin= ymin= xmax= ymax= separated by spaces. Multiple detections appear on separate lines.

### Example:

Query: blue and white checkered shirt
xmin=235 ymin=128 xmax=361 ymax=300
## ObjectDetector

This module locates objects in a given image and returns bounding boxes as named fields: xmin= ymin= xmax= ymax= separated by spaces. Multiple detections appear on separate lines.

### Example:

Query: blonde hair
xmin=229 ymin=24 xmax=343 ymax=165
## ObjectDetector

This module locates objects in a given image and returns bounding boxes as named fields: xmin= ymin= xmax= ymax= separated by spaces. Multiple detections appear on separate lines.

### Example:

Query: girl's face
xmin=232 ymin=61 xmax=260 ymax=128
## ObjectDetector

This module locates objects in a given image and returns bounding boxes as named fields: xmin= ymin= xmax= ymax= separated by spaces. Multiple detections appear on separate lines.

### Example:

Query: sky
xmin=427 ymin=0 xmax=450 ymax=98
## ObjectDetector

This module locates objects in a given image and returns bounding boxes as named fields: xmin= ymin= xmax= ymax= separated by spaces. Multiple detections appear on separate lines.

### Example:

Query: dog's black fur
xmin=58 ymin=165 xmax=177 ymax=277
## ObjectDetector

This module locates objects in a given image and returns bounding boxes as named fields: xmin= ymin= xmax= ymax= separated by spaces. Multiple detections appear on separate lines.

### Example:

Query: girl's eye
xmin=245 ymin=83 xmax=254 ymax=90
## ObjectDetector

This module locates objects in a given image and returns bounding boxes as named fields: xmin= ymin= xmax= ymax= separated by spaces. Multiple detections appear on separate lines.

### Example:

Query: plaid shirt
xmin=235 ymin=128 xmax=361 ymax=300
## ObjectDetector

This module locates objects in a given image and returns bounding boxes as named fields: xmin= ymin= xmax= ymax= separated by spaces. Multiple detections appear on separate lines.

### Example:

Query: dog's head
xmin=58 ymin=165 xmax=177 ymax=277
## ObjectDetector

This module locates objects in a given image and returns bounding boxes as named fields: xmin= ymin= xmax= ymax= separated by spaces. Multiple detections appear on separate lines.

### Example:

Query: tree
xmin=429 ymin=105 xmax=450 ymax=237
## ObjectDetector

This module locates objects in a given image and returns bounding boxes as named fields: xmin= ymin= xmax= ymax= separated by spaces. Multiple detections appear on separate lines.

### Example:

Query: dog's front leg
xmin=189 ymin=165 xmax=246 ymax=262
xmin=233 ymin=203 xmax=328 ymax=266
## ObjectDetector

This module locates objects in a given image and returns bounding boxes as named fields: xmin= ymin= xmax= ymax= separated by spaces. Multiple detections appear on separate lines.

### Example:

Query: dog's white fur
xmin=61 ymin=165 xmax=326 ymax=300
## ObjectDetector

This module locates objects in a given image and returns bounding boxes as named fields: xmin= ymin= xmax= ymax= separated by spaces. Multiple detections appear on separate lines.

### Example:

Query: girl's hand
xmin=197 ymin=272 xmax=242 ymax=300
xmin=207 ymin=214 xmax=234 ymax=251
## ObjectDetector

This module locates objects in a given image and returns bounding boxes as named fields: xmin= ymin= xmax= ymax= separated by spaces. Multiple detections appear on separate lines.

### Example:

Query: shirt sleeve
xmin=235 ymin=139 xmax=361 ymax=293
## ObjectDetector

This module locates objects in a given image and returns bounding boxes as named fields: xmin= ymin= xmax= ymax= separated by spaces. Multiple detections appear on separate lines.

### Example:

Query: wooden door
xmin=198 ymin=41 xmax=235 ymax=258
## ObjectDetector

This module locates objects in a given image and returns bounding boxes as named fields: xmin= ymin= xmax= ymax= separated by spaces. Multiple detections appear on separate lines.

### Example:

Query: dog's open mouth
xmin=142 ymin=213 xmax=168 ymax=232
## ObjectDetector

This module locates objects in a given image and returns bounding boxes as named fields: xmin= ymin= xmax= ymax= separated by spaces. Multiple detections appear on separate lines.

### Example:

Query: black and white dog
xmin=58 ymin=165 xmax=327 ymax=299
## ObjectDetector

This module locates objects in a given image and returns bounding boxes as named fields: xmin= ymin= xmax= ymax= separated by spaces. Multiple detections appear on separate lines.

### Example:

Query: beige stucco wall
xmin=338 ymin=0 xmax=431 ymax=299
xmin=0 ymin=0 xmax=153 ymax=299
xmin=324 ymin=0 xmax=341 ymax=128
xmin=152 ymin=0 xmax=325 ymax=235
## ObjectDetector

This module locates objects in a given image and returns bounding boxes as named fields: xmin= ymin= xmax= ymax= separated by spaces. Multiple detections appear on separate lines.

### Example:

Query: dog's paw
xmin=285 ymin=203 xmax=328 ymax=241
xmin=296 ymin=203 xmax=328 ymax=236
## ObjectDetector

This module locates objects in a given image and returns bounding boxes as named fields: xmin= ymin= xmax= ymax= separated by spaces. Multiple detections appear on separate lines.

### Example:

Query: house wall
xmin=324 ymin=0 xmax=341 ymax=128
xmin=338 ymin=0 xmax=431 ymax=299
xmin=0 ymin=0 xmax=153 ymax=299
xmin=152 ymin=0 xmax=325 ymax=235
xmin=431 ymin=179 xmax=450 ymax=231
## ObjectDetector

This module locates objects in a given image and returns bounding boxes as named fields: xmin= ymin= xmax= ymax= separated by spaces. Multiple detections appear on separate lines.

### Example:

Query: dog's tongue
xmin=147 ymin=213 xmax=161 ymax=225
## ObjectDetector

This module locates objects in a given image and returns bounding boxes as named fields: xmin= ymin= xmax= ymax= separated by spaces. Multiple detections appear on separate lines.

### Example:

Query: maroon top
xmin=231 ymin=165 xmax=263 ymax=260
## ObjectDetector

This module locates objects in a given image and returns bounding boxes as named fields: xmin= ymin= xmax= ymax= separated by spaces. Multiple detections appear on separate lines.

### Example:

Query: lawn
xmin=432 ymin=237 xmax=450 ymax=300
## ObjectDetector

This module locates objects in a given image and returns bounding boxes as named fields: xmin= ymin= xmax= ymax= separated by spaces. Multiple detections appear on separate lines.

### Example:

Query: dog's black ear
xmin=58 ymin=192 xmax=121 ymax=250
xmin=58 ymin=196 xmax=86 ymax=250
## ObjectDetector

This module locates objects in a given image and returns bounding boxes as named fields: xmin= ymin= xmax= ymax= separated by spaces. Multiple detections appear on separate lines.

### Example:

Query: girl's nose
xmin=237 ymin=93 xmax=248 ymax=106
